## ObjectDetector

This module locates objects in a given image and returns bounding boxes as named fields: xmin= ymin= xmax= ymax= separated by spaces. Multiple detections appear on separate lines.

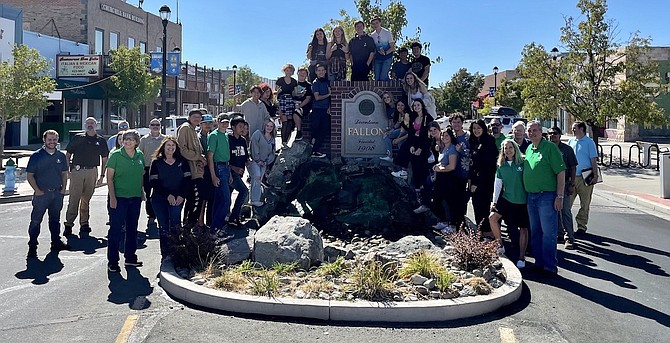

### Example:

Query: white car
xmin=162 ymin=115 xmax=189 ymax=137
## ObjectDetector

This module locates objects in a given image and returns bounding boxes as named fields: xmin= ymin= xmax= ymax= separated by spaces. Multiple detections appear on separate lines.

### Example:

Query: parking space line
xmin=499 ymin=327 xmax=518 ymax=343
xmin=115 ymin=314 xmax=138 ymax=343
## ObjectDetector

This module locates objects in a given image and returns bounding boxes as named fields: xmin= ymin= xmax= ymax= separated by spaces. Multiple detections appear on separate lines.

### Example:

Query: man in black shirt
xmin=410 ymin=42 xmax=431 ymax=85
xmin=228 ymin=117 xmax=250 ymax=226
xmin=26 ymin=130 xmax=70 ymax=257
xmin=64 ymin=117 xmax=108 ymax=236
xmin=348 ymin=20 xmax=376 ymax=81
xmin=548 ymin=127 xmax=578 ymax=249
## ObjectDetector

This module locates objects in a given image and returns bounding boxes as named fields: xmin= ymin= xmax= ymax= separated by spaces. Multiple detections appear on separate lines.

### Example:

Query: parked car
xmin=484 ymin=106 xmax=523 ymax=135
xmin=163 ymin=115 xmax=189 ymax=137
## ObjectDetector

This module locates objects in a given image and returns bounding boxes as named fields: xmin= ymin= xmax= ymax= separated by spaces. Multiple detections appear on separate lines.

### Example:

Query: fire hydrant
xmin=3 ymin=159 xmax=17 ymax=194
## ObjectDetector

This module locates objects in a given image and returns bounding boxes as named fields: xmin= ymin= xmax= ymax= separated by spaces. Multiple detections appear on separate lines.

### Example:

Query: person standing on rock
xmin=177 ymin=109 xmax=206 ymax=226
xmin=523 ymin=121 xmax=566 ymax=276
xmin=64 ymin=117 xmax=109 ymax=236
xmin=568 ymin=121 xmax=599 ymax=236
xmin=26 ymin=130 xmax=71 ymax=258
xmin=248 ymin=119 xmax=277 ymax=207
xmin=138 ymin=118 xmax=165 ymax=225
xmin=348 ymin=20 xmax=375 ymax=81
xmin=236 ymin=85 xmax=270 ymax=142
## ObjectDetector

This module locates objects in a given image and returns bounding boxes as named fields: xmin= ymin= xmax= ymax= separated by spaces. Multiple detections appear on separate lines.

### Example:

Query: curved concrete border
xmin=159 ymin=258 xmax=522 ymax=322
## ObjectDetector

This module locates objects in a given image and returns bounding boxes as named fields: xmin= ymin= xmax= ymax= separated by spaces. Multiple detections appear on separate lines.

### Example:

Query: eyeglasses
xmin=150 ymin=124 xmax=160 ymax=127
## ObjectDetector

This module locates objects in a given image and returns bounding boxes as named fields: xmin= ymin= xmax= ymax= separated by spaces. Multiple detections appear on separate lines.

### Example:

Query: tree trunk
xmin=587 ymin=120 xmax=602 ymax=142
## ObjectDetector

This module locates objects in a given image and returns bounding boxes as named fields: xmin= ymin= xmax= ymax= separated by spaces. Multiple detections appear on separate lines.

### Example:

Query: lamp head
xmin=493 ymin=66 xmax=499 ymax=74
xmin=159 ymin=5 xmax=171 ymax=21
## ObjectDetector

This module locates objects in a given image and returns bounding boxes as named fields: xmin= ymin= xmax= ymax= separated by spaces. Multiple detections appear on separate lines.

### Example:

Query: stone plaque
xmin=341 ymin=91 xmax=387 ymax=157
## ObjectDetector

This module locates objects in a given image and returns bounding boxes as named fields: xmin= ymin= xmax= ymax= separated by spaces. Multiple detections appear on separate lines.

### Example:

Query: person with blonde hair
xmin=402 ymin=71 xmax=436 ymax=117
xmin=326 ymin=26 xmax=348 ymax=81
xmin=248 ymin=119 xmax=277 ymax=206
xmin=489 ymin=139 xmax=529 ymax=268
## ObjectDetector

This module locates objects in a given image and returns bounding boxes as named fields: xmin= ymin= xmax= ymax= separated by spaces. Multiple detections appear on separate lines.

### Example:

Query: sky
xmin=138 ymin=0 xmax=670 ymax=85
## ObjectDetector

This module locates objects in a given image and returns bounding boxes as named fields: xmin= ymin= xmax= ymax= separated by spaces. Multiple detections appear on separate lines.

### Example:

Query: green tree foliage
xmin=225 ymin=65 xmax=261 ymax=104
xmin=433 ymin=68 xmax=484 ymax=114
xmin=0 ymin=44 xmax=55 ymax=159
xmin=477 ymin=97 xmax=495 ymax=116
xmin=517 ymin=0 xmax=667 ymax=135
xmin=495 ymin=77 xmax=525 ymax=112
xmin=108 ymin=46 xmax=160 ymax=115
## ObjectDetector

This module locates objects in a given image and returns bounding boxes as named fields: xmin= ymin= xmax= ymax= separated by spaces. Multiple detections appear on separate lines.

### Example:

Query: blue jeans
xmin=311 ymin=108 xmax=330 ymax=153
xmin=28 ymin=191 xmax=64 ymax=247
xmin=229 ymin=172 xmax=249 ymax=221
xmin=384 ymin=128 xmax=402 ymax=156
xmin=211 ymin=164 xmax=231 ymax=231
xmin=527 ymin=191 xmax=559 ymax=273
xmin=248 ymin=162 xmax=266 ymax=203
xmin=374 ymin=58 xmax=392 ymax=81
xmin=107 ymin=197 xmax=141 ymax=266
xmin=151 ymin=196 xmax=183 ymax=256
xmin=559 ymin=184 xmax=575 ymax=241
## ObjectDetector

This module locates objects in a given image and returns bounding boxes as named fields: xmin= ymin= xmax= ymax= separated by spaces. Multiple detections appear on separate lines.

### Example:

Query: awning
xmin=477 ymin=91 xmax=489 ymax=98
xmin=56 ymin=79 xmax=106 ymax=99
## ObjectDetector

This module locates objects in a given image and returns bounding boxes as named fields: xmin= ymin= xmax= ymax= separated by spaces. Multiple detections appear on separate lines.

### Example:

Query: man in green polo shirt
xmin=207 ymin=113 xmax=232 ymax=234
xmin=523 ymin=121 xmax=565 ymax=276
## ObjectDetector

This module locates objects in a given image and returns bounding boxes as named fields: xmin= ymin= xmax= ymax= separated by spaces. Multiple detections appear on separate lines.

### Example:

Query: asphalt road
xmin=0 ymin=188 xmax=668 ymax=343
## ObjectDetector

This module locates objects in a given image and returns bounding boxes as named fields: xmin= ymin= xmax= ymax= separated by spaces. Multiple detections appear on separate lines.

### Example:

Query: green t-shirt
xmin=523 ymin=138 xmax=566 ymax=193
xmin=496 ymin=161 xmax=527 ymax=204
xmin=107 ymin=148 xmax=145 ymax=198
xmin=207 ymin=129 xmax=230 ymax=163
xmin=494 ymin=134 xmax=509 ymax=152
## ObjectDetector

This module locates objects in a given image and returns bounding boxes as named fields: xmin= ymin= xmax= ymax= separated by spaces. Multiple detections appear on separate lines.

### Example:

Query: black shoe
xmin=124 ymin=260 xmax=143 ymax=267
xmin=27 ymin=246 xmax=38 ymax=258
xmin=108 ymin=264 xmax=121 ymax=273
xmin=228 ymin=218 xmax=242 ymax=227
xmin=50 ymin=240 xmax=71 ymax=251
xmin=312 ymin=152 xmax=326 ymax=158
xmin=295 ymin=131 xmax=303 ymax=141
xmin=80 ymin=225 xmax=92 ymax=233
xmin=575 ymin=228 xmax=587 ymax=236
xmin=63 ymin=225 xmax=73 ymax=237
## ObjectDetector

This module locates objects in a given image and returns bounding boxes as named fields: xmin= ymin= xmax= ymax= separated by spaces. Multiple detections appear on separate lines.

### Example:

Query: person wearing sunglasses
xmin=139 ymin=118 xmax=165 ymax=225
xmin=490 ymin=118 xmax=509 ymax=153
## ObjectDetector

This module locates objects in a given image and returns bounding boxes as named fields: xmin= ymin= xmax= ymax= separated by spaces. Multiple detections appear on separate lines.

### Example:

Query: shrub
xmin=249 ymin=271 xmax=280 ymax=297
xmin=398 ymin=250 xmax=444 ymax=279
xmin=316 ymin=256 xmax=347 ymax=277
xmin=169 ymin=224 xmax=219 ymax=271
xmin=434 ymin=270 xmax=457 ymax=292
xmin=236 ymin=260 xmax=263 ymax=276
xmin=272 ymin=261 xmax=299 ymax=275
xmin=213 ymin=270 xmax=247 ymax=292
xmin=346 ymin=260 xmax=395 ymax=301
xmin=449 ymin=229 xmax=499 ymax=272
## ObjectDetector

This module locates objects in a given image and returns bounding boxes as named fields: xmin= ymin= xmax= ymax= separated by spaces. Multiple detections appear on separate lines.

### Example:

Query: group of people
xmin=305 ymin=18 xmax=431 ymax=83
xmin=381 ymin=111 xmax=599 ymax=275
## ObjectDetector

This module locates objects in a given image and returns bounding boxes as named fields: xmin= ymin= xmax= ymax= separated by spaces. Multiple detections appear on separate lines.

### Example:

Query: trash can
xmin=660 ymin=152 xmax=670 ymax=199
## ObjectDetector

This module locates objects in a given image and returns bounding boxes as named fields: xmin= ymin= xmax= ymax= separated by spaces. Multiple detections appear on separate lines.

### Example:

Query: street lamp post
xmin=550 ymin=47 xmax=560 ymax=127
xmin=232 ymin=64 xmax=238 ymax=107
xmin=159 ymin=5 xmax=171 ymax=119
xmin=493 ymin=66 xmax=499 ymax=106
xmin=173 ymin=47 xmax=180 ymax=116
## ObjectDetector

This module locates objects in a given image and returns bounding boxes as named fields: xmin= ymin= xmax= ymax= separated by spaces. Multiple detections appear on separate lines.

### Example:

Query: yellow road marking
xmin=115 ymin=314 xmax=139 ymax=343
xmin=499 ymin=327 xmax=518 ymax=343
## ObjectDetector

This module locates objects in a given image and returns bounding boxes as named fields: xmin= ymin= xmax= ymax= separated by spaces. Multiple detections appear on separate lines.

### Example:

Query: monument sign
xmin=341 ymin=91 xmax=387 ymax=157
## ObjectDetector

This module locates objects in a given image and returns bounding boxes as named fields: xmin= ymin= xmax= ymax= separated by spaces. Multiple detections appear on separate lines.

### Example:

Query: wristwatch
xmin=557 ymin=194 xmax=564 ymax=199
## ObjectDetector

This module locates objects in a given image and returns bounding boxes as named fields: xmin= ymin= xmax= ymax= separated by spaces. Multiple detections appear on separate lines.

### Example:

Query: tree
xmin=477 ymin=97 xmax=495 ymax=116
xmin=517 ymin=0 xmax=667 ymax=136
xmin=0 ymin=44 xmax=55 ymax=163
xmin=433 ymin=68 xmax=484 ymax=114
xmin=224 ymin=65 xmax=261 ymax=108
xmin=108 ymin=46 xmax=160 ymax=120
xmin=495 ymin=77 xmax=525 ymax=112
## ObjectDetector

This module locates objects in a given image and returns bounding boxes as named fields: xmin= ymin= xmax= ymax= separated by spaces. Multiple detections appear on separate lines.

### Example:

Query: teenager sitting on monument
xmin=391 ymin=99 xmax=434 ymax=193
xmin=402 ymin=71 xmax=437 ymax=117
xmin=380 ymin=99 xmax=409 ymax=162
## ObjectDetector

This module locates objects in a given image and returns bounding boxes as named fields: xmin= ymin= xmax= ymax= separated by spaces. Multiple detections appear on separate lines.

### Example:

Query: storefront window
xmin=64 ymin=98 xmax=82 ymax=123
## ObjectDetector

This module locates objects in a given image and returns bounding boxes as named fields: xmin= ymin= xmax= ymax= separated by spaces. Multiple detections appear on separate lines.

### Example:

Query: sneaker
xmin=250 ymin=201 xmax=264 ymax=207
xmin=564 ymin=240 xmax=576 ymax=250
xmin=282 ymin=142 xmax=289 ymax=149
xmin=575 ymin=228 xmax=587 ymax=236
xmin=413 ymin=205 xmax=430 ymax=214
xmin=50 ymin=240 xmax=71 ymax=251
xmin=379 ymin=155 xmax=393 ymax=162
xmin=63 ymin=225 xmax=73 ymax=237
xmin=433 ymin=222 xmax=448 ymax=230
xmin=27 ymin=246 xmax=37 ymax=258
xmin=295 ymin=131 xmax=303 ymax=141
xmin=556 ymin=235 xmax=565 ymax=244
xmin=80 ymin=224 xmax=92 ymax=233
xmin=440 ymin=225 xmax=457 ymax=235
xmin=497 ymin=246 xmax=506 ymax=256
xmin=108 ymin=264 xmax=121 ymax=273
xmin=516 ymin=260 xmax=526 ymax=269
xmin=124 ymin=261 xmax=144 ymax=267
xmin=391 ymin=170 xmax=407 ymax=179
xmin=228 ymin=218 xmax=242 ymax=227
xmin=312 ymin=152 xmax=327 ymax=158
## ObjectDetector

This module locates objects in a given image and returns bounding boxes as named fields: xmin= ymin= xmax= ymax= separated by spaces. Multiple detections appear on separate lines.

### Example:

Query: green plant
xmin=169 ymin=224 xmax=219 ymax=270
xmin=249 ymin=271 xmax=280 ymax=297
xmin=434 ymin=270 xmax=457 ymax=292
xmin=272 ymin=261 xmax=299 ymax=275
xmin=236 ymin=260 xmax=263 ymax=276
xmin=398 ymin=250 xmax=444 ymax=279
xmin=316 ymin=256 xmax=347 ymax=277
xmin=449 ymin=229 xmax=499 ymax=272
xmin=346 ymin=260 xmax=395 ymax=301
xmin=213 ymin=270 xmax=247 ymax=292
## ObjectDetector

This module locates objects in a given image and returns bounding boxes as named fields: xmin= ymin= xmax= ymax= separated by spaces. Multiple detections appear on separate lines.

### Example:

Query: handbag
xmin=582 ymin=167 xmax=603 ymax=185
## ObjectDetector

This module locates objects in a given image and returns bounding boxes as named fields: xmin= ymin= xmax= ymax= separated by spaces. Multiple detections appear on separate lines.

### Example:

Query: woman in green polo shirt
xmin=106 ymin=130 xmax=145 ymax=273
xmin=489 ymin=139 xmax=529 ymax=269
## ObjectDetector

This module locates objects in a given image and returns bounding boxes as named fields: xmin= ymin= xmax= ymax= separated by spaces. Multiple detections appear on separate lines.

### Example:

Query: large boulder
xmin=218 ymin=236 xmax=254 ymax=265
xmin=266 ymin=140 xmax=312 ymax=193
xmin=382 ymin=235 xmax=444 ymax=257
xmin=253 ymin=215 xmax=324 ymax=270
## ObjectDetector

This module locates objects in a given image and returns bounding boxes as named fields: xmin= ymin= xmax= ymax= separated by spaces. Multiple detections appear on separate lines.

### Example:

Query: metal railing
xmin=597 ymin=142 xmax=661 ymax=171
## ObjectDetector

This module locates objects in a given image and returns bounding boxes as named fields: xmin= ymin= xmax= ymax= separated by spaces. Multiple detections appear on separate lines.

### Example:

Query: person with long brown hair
xmin=149 ymin=137 xmax=192 ymax=259
xmin=326 ymin=26 xmax=348 ymax=81
xmin=307 ymin=28 xmax=328 ymax=83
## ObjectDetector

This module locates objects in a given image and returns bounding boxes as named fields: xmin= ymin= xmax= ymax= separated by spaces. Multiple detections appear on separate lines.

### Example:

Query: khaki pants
xmin=65 ymin=168 xmax=98 ymax=227
xmin=570 ymin=175 xmax=594 ymax=231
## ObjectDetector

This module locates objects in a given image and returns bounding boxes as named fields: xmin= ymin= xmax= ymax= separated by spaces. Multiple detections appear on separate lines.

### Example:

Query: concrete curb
xmin=159 ymin=258 xmax=523 ymax=323
xmin=0 ymin=183 xmax=108 ymax=204
xmin=601 ymin=190 xmax=670 ymax=216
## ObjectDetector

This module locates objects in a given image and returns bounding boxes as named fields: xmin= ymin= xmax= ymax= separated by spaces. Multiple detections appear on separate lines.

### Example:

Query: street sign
xmin=489 ymin=86 xmax=496 ymax=97
xmin=150 ymin=52 xmax=180 ymax=76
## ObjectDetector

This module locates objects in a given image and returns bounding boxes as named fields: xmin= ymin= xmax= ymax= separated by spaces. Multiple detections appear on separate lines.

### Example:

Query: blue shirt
xmin=568 ymin=135 xmax=598 ymax=176
xmin=26 ymin=147 xmax=68 ymax=191
xmin=311 ymin=78 xmax=330 ymax=109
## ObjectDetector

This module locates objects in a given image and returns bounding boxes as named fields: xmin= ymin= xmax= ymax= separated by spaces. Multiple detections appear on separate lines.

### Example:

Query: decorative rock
xmin=296 ymin=271 xmax=307 ymax=278
xmin=430 ymin=291 xmax=441 ymax=299
xmin=452 ymin=282 xmax=464 ymax=290
xmin=410 ymin=274 xmax=429 ymax=285
xmin=482 ymin=268 xmax=493 ymax=281
xmin=318 ymin=292 xmax=330 ymax=300
xmin=393 ymin=294 xmax=403 ymax=302
xmin=460 ymin=285 xmax=477 ymax=297
xmin=279 ymin=277 xmax=292 ymax=284
xmin=423 ymin=278 xmax=436 ymax=290
xmin=294 ymin=290 xmax=306 ymax=299
xmin=344 ymin=249 xmax=356 ymax=260
xmin=323 ymin=245 xmax=347 ymax=262
xmin=218 ymin=236 xmax=255 ymax=265
xmin=404 ymin=295 xmax=418 ymax=302
xmin=463 ymin=272 xmax=475 ymax=279
xmin=191 ymin=277 xmax=206 ymax=285
xmin=489 ymin=277 xmax=504 ymax=288
xmin=394 ymin=280 xmax=408 ymax=287
xmin=253 ymin=216 xmax=324 ymax=270
xmin=441 ymin=289 xmax=459 ymax=299
xmin=414 ymin=286 xmax=430 ymax=295
xmin=472 ymin=269 xmax=483 ymax=277
xmin=495 ymin=269 xmax=507 ymax=283
xmin=382 ymin=235 xmax=443 ymax=257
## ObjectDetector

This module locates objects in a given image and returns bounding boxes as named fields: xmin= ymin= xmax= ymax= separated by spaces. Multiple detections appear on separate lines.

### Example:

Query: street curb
xmin=0 ymin=183 xmax=107 ymax=204
xmin=601 ymin=190 xmax=670 ymax=216
xmin=159 ymin=258 xmax=523 ymax=323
